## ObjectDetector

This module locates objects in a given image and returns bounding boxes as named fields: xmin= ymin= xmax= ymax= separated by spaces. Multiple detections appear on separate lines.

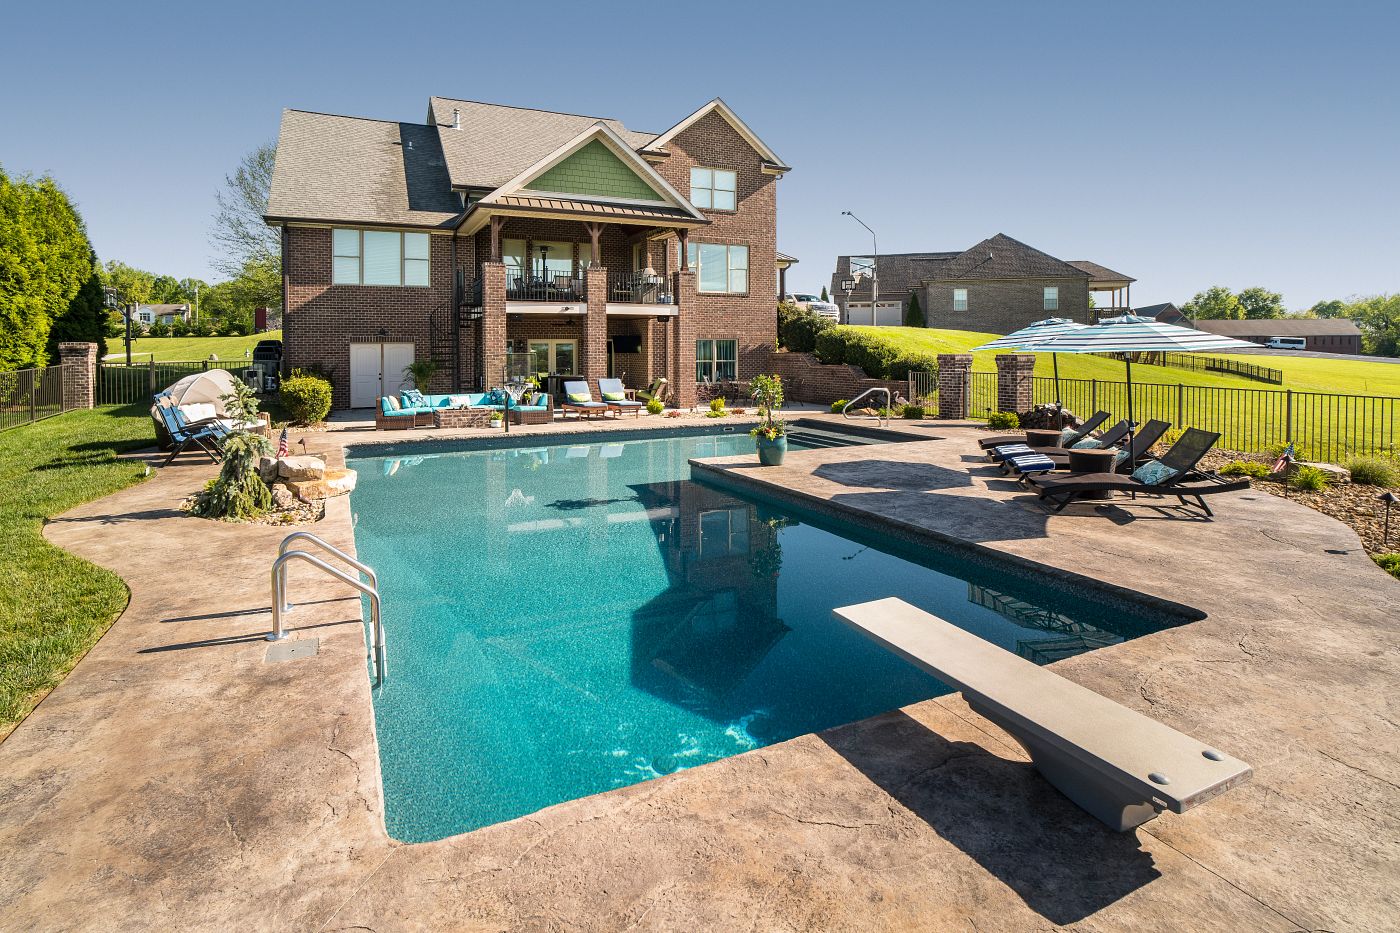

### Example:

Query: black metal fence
xmin=0 ymin=365 xmax=68 ymax=431
xmin=96 ymin=359 xmax=251 ymax=406
xmin=1094 ymin=351 xmax=1283 ymax=385
xmin=955 ymin=371 xmax=1400 ymax=461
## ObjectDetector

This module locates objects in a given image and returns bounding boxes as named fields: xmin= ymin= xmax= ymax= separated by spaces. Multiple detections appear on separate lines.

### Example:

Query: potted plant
xmin=488 ymin=410 xmax=504 ymax=429
xmin=403 ymin=360 xmax=439 ymax=393
xmin=749 ymin=374 xmax=787 ymax=466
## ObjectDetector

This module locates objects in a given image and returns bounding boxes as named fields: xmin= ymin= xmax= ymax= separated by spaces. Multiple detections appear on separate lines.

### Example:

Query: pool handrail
xmin=842 ymin=387 xmax=892 ymax=426
xmin=270 ymin=533 xmax=385 ymax=687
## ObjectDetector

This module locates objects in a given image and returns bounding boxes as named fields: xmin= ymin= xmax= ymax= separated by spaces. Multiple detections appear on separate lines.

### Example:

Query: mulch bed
xmin=1199 ymin=449 xmax=1400 ymax=558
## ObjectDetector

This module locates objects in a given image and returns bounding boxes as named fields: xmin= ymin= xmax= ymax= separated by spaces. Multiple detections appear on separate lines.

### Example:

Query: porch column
xmin=677 ymin=230 xmax=690 ymax=271
xmin=778 ymin=265 xmax=787 ymax=299
xmin=582 ymin=265 xmax=608 ymax=391
xmin=481 ymin=262 xmax=507 ymax=389
xmin=489 ymin=216 xmax=504 ymax=262
xmin=584 ymin=223 xmax=604 ymax=268
xmin=671 ymin=270 xmax=697 ymax=409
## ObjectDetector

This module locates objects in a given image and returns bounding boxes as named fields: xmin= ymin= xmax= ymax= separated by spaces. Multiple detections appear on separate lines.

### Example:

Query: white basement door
xmin=349 ymin=342 xmax=416 ymax=408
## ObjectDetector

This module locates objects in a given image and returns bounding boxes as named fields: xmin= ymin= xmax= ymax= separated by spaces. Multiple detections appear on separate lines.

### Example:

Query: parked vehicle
xmin=1265 ymin=336 xmax=1308 ymax=350
xmin=787 ymin=293 xmax=841 ymax=321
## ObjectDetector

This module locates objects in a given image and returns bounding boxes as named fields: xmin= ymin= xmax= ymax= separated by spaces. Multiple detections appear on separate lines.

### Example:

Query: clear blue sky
xmin=3 ymin=0 xmax=1396 ymax=310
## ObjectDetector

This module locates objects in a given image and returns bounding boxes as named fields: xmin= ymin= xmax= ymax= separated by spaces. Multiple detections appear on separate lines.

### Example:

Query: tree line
xmin=0 ymin=145 xmax=279 ymax=371
xmin=1182 ymin=285 xmax=1399 ymax=356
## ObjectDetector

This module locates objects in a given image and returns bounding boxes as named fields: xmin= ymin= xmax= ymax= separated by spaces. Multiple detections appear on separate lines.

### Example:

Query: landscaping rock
xmin=1019 ymin=405 xmax=1080 ymax=430
xmin=277 ymin=456 xmax=325 ymax=481
xmin=287 ymin=468 xmax=356 ymax=503
xmin=1274 ymin=461 xmax=1351 ymax=484
xmin=257 ymin=456 xmax=279 ymax=484
xmin=270 ymin=484 xmax=297 ymax=510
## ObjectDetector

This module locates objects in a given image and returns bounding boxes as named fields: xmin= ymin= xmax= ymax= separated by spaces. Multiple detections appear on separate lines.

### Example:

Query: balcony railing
xmin=509 ymin=273 xmax=583 ymax=302
xmin=608 ymin=271 xmax=674 ymax=305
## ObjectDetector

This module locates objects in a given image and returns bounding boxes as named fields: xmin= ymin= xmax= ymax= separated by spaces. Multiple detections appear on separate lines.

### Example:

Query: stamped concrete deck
xmin=0 ymin=416 xmax=1395 ymax=931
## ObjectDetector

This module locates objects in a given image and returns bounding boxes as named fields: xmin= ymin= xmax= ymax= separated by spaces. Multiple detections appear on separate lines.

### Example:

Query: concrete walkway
xmin=0 ymin=417 xmax=1394 ymax=931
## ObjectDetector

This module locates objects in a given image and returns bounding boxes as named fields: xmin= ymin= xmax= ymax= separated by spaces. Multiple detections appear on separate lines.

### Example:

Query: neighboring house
xmin=265 ymin=96 xmax=790 ymax=409
xmin=1191 ymin=318 xmax=1362 ymax=353
xmin=829 ymin=234 xmax=1134 ymax=333
xmin=1134 ymin=302 xmax=1187 ymax=325
xmin=127 ymin=304 xmax=191 ymax=326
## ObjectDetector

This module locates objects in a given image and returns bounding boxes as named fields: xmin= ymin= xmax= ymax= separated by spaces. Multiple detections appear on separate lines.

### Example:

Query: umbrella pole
xmin=1126 ymin=355 xmax=1137 ymax=472
xmin=1053 ymin=353 xmax=1063 ymax=429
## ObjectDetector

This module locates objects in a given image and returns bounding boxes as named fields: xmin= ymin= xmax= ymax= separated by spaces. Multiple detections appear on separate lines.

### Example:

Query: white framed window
xmin=687 ymin=242 xmax=748 ymax=294
xmin=331 ymin=228 xmax=430 ymax=286
xmin=1044 ymin=286 xmax=1059 ymax=311
xmin=953 ymin=287 xmax=968 ymax=312
xmin=696 ymin=338 xmax=738 ymax=382
xmin=689 ymin=167 xmax=736 ymax=211
xmin=699 ymin=511 xmax=749 ymax=558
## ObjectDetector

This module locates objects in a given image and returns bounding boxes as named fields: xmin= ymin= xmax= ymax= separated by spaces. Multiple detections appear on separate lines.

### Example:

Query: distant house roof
xmin=1135 ymin=302 xmax=1185 ymax=324
xmin=1066 ymin=260 xmax=1136 ymax=286
xmin=830 ymin=252 xmax=959 ymax=302
xmin=1193 ymin=318 xmax=1361 ymax=336
xmin=776 ymin=251 xmax=798 ymax=265
xmin=935 ymin=234 xmax=1090 ymax=281
xmin=266 ymin=111 xmax=463 ymax=228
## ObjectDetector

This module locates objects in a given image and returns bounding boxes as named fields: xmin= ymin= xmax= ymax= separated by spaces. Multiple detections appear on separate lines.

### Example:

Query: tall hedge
xmin=811 ymin=326 xmax=940 ymax=380
xmin=0 ymin=167 xmax=104 ymax=370
xmin=780 ymin=309 xmax=834 ymax=353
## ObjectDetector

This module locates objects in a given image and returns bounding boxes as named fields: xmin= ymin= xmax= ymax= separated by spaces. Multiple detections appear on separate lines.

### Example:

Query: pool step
xmin=787 ymin=430 xmax=871 ymax=449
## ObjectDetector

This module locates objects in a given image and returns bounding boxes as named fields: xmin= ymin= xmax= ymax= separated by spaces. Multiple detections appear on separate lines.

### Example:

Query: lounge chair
xmin=1006 ymin=420 xmax=1172 ymax=480
xmin=154 ymin=399 xmax=224 ymax=466
xmin=598 ymin=378 xmax=644 ymax=418
xmin=1027 ymin=427 xmax=1249 ymax=515
xmin=636 ymin=378 xmax=669 ymax=405
xmin=978 ymin=410 xmax=1110 ymax=450
xmin=990 ymin=419 xmax=1133 ymax=464
xmin=560 ymin=380 xmax=611 ymax=420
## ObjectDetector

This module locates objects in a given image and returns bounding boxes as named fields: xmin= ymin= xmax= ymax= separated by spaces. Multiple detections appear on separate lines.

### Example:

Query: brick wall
xmin=920 ymin=277 xmax=1092 ymax=333
xmin=766 ymin=351 xmax=905 ymax=406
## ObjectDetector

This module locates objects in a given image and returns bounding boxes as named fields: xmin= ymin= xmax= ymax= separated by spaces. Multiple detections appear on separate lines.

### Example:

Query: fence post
xmin=30 ymin=371 xmax=36 ymax=422
xmin=147 ymin=358 xmax=156 ymax=395
xmin=1176 ymin=384 xmax=1184 ymax=428
xmin=1091 ymin=379 xmax=1098 ymax=413
xmin=1286 ymin=389 xmax=1294 ymax=443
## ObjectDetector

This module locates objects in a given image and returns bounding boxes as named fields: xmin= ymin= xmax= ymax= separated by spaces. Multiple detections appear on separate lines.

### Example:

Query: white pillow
xmin=181 ymin=402 xmax=217 ymax=421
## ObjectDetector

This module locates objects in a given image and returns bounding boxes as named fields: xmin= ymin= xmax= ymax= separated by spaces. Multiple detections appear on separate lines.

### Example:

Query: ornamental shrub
xmin=987 ymin=411 xmax=1020 ymax=430
xmin=1219 ymin=460 xmax=1271 ymax=478
xmin=780 ymin=310 xmax=834 ymax=353
xmin=1375 ymin=553 xmax=1400 ymax=580
xmin=646 ymin=398 xmax=664 ymax=415
xmin=1291 ymin=465 xmax=1330 ymax=491
xmin=709 ymin=398 xmax=726 ymax=413
xmin=902 ymin=404 xmax=925 ymax=419
xmin=814 ymin=329 xmax=848 ymax=365
xmin=904 ymin=291 xmax=925 ymax=328
xmin=280 ymin=373 xmax=332 ymax=424
xmin=191 ymin=431 xmax=273 ymax=521
xmin=830 ymin=399 xmax=849 ymax=413
xmin=1344 ymin=456 xmax=1400 ymax=487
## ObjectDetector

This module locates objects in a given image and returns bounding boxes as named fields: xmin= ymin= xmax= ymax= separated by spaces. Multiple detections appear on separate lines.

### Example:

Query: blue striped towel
xmin=990 ymin=442 xmax=1034 ymax=462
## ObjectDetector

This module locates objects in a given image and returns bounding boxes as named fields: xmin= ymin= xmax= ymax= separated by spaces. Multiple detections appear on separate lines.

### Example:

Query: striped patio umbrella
xmin=1032 ymin=315 xmax=1264 ymax=467
xmin=973 ymin=318 xmax=1088 ymax=418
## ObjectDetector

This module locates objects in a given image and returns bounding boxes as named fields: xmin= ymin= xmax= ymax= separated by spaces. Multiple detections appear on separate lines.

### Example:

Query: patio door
xmin=528 ymin=340 xmax=577 ymax=376
xmin=349 ymin=342 xmax=415 ymax=407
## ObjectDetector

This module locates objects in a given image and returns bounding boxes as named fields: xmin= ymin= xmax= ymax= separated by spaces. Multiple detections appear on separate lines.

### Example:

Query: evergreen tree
xmin=819 ymin=286 xmax=829 ymax=302
xmin=904 ymin=291 xmax=925 ymax=327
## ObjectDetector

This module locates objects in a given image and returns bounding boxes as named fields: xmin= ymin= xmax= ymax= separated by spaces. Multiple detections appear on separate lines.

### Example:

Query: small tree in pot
xmin=749 ymin=373 xmax=787 ymax=466
xmin=403 ymin=360 xmax=439 ymax=393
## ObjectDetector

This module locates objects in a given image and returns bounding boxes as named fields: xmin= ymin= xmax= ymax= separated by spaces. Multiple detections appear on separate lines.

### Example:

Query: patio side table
xmin=1066 ymin=448 xmax=1119 ymax=500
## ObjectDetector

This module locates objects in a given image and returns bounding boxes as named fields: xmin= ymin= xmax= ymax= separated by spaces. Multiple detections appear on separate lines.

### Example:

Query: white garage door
xmin=845 ymin=302 xmax=874 ymax=325
xmin=874 ymin=302 xmax=903 ymax=326
xmin=349 ymin=342 xmax=416 ymax=408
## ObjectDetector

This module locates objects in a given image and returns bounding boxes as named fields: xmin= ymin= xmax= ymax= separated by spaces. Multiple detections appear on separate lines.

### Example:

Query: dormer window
xmin=689 ymin=167 xmax=736 ymax=211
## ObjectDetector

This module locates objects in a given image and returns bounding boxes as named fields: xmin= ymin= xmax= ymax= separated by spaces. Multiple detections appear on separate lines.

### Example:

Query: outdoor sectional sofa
xmin=376 ymin=392 xmax=552 ymax=430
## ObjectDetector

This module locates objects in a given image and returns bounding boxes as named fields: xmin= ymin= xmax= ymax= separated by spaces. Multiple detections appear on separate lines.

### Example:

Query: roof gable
xmin=526 ymin=139 xmax=667 ymax=203
xmin=931 ymin=234 xmax=1089 ymax=281
xmin=644 ymin=98 xmax=788 ymax=171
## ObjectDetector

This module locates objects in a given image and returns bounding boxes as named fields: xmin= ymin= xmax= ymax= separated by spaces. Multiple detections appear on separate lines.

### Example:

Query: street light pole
xmin=842 ymin=211 xmax=878 ymax=325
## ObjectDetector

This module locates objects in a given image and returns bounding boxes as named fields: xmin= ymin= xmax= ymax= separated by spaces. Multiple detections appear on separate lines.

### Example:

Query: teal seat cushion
xmin=1071 ymin=438 xmax=1102 ymax=449
xmin=1059 ymin=427 xmax=1080 ymax=446
xmin=1131 ymin=460 xmax=1177 ymax=485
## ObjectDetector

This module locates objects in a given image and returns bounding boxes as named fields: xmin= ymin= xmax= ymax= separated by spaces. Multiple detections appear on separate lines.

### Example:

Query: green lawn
xmin=849 ymin=327 xmax=1400 ymax=396
xmin=103 ymin=330 xmax=281 ymax=363
xmin=0 ymin=406 xmax=154 ymax=734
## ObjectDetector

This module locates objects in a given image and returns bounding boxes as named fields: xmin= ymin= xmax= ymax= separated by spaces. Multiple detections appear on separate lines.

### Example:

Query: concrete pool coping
xmin=0 ymin=415 xmax=1395 ymax=930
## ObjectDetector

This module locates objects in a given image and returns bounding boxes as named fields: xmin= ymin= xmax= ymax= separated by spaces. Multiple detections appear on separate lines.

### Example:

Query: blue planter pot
xmin=756 ymin=434 xmax=787 ymax=466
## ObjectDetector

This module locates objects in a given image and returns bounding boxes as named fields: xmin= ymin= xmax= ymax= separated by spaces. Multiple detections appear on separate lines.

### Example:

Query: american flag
xmin=277 ymin=428 xmax=289 ymax=458
xmin=1271 ymin=442 xmax=1294 ymax=473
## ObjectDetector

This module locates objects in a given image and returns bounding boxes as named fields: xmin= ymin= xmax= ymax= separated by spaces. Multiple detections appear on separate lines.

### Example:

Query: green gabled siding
xmin=526 ymin=140 xmax=666 ymax=202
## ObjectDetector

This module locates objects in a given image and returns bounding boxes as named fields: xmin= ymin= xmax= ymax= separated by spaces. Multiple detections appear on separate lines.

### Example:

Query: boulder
xmin=1274 ymin=461 xmax=1351 ymax=485
xmin=277 ymin=455 xmax=326 ymax=481
xmin=257 ymin=456 xmax=279 ymax=484
xmin=288 ymin=468 xmax=357 ymax=503
xmin=270 ymin=484 xmax=297 ymax=510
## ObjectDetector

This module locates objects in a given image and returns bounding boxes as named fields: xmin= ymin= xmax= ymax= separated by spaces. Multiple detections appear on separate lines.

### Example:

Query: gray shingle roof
xmin=266 ymin=110 xmax=462 ymax=228
xmin=1193 ymin=318 xmax=1361 ymax=336
xmin=428 ymin=97 xmax=657 ymax=190
xmin=935 ymin=234 xmax=1089 ymax=281
xmin=1066 ymin=260 xmax=1136 ymax=285
xmin=830 ymin=252 xmax=958 ymax=302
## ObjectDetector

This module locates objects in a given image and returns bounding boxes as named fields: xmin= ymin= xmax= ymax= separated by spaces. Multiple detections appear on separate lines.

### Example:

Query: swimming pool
xmin=347 ymin=429 xmax=1173 ymax=842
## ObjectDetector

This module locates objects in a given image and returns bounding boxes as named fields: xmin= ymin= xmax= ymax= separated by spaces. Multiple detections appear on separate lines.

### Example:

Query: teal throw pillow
xmin=1131 ymin=460 xmax=1177 ymax=485
xmin=1059 ymin=427 xmax=1079 ymax=445
xmin=1071 ymin=438 xmax=1102 ymax=449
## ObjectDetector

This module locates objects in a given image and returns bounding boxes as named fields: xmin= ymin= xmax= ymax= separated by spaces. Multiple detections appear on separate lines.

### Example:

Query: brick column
xmin=582 ymin=265 xmax=609 ymax=391
xmin=995 ymin=353 xmax=1036 ymax=415
xmin=58 ymin=342 xmax=97 ymax=410
xmin=671 ymin=270 xmax=697 ymax=409
xmin=481 ymin=262 xmax=507 ymax=390
xmin=936 ymin=353 xmax=973 ymax=420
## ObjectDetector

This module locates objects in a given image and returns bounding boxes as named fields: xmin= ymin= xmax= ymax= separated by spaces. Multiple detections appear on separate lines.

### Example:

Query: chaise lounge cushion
xmin=1131 ymin=460 xmax=1177 ymax=484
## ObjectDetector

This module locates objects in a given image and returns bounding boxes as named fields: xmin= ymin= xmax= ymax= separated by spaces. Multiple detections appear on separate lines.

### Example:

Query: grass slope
xmin=103 ymin=330 xmax=281 ymax=363
xmin=848 ymin=327 xmax=1400 ymax=396
xmin=0 ymin=405 xmax=153 ymax=734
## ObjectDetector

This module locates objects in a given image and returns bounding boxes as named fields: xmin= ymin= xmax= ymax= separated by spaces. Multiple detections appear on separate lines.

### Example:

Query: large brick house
xmin=830 ymin=234 xmax=1134 ymax=334
xmin=265 ymin=98 xmax=790 ymax=409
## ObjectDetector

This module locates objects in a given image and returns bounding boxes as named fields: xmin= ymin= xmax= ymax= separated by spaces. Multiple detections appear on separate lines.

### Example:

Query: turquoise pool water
xmin=347 ymin=430 xmax=1169 ymax=842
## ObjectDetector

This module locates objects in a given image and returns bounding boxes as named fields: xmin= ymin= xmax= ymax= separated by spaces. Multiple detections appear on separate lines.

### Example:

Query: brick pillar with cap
xmin=582 ymin=265 xmax=609 ymax=393
xmin=671 ymin=270 xmax=697 ymax=409
xmin=995 ymin=353 xmax=1036 ymax=415
xmin=480 ymin=262 xmax=507 ymax=390
xmin=58 ymin=342 xmax=97 ymax=410
xmin=936 ymin=353 xmax=973 ymax=420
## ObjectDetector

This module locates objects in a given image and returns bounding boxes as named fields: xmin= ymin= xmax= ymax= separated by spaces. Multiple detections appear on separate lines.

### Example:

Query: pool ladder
xmin=269 ymin=531 xmax=386 ymax=687
xmin=842 ymin=387 xmax=892 ymax=427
